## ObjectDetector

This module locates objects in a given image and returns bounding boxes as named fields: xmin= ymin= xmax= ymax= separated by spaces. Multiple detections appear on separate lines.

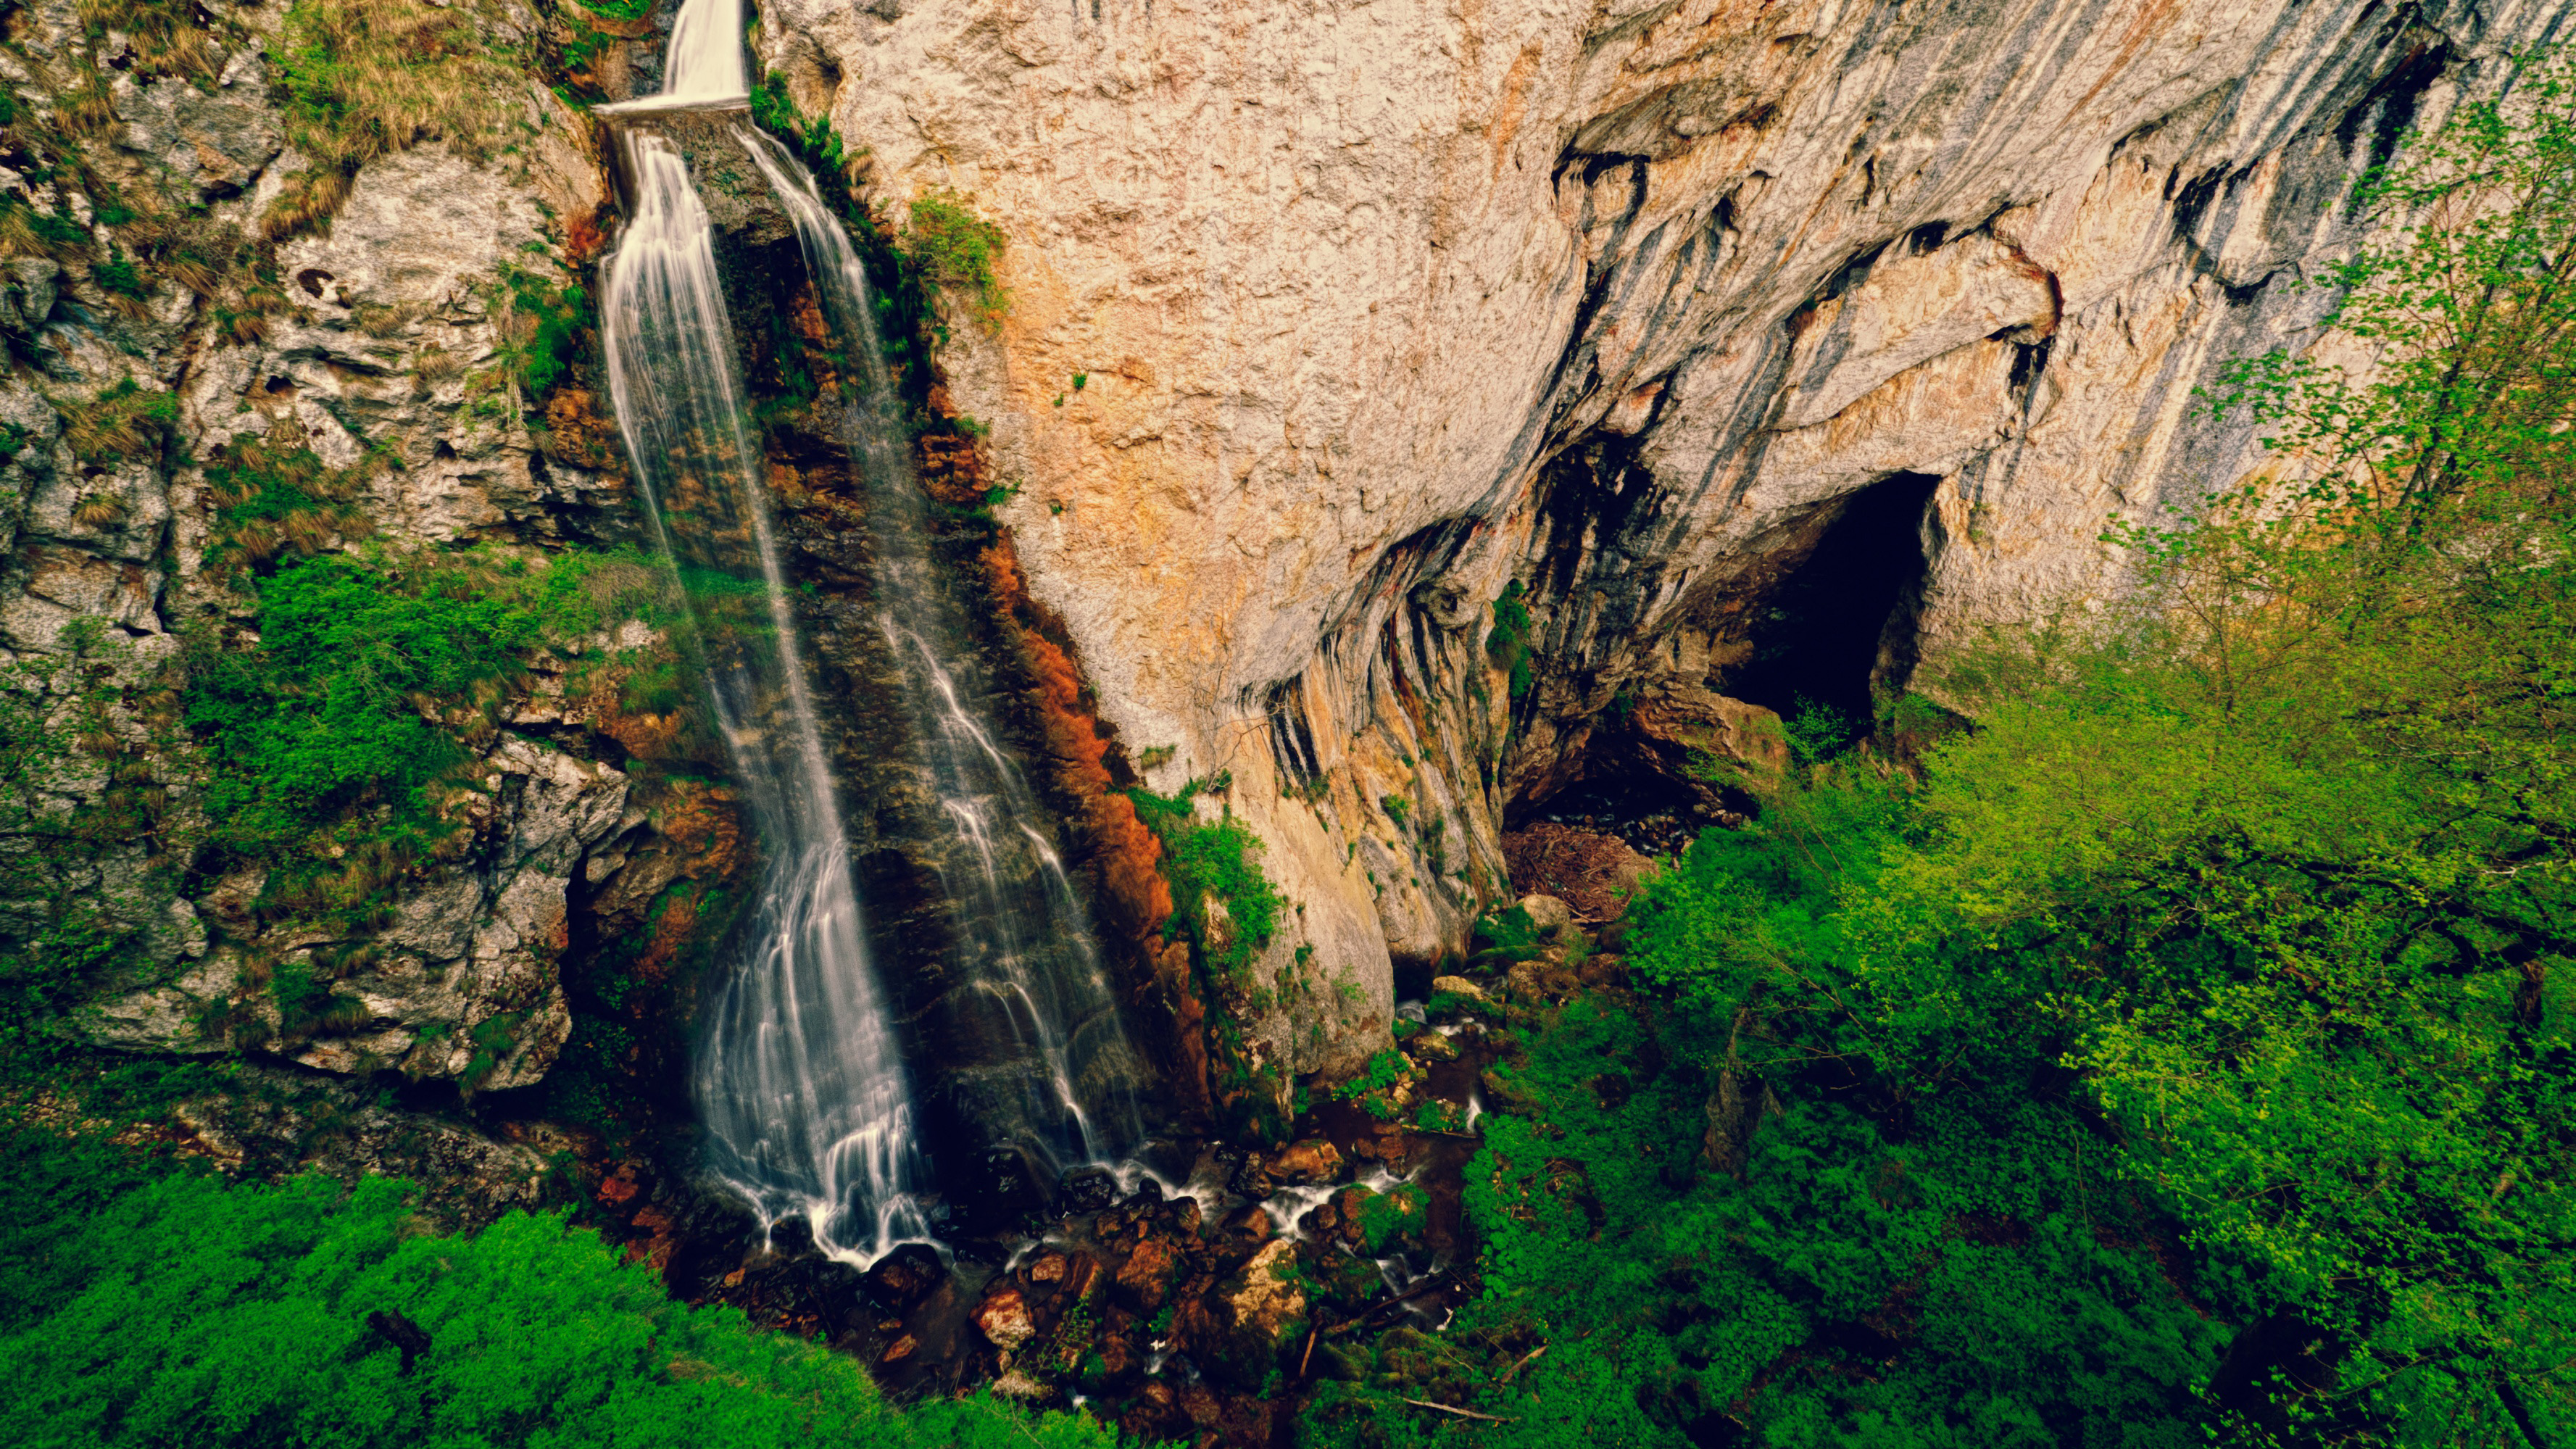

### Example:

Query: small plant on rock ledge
xmin=905 ymin=188 xmax=1010 ymax=331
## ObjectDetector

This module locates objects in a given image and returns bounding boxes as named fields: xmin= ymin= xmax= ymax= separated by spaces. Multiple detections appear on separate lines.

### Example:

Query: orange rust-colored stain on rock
xmin=980 ymin=535 xmax=1210 ymax=1116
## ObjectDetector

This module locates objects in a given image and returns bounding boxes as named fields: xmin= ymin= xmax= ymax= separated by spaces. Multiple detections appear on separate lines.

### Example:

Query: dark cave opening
xmin=1728 ymin=470 xmax=1941 ymax=727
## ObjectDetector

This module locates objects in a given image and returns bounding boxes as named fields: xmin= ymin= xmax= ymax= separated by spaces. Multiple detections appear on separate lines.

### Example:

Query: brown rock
xmin=880 ymin=1334 xmax=918 ymax=1363
xmin=594 ymin=1160 xmax=644 ymax=1207
xmin=1094 ymin=1332 xmax=1138 ymax=1382
xmin=1268 ymin=1138 xmax=1344 ymax=1184
xmin=1027 ymin=1248 xmax=1068 ymax=1284
xmin=1518 ymin=894 xmax=1574 ymax=933
xmin=1221 ymin=1240 xmax=1309 ymax=1348
xmin=1179 ymin=1380 xmax=1224 ymax=1430
xmin=973 ymin=1286 xmax=1037 ymax=1352
xmin=1115 ymin=1236 xmax=1182 ymax=1312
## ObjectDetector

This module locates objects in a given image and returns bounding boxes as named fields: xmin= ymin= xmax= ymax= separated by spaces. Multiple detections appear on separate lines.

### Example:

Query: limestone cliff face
xmin=0 ymin=0 xmax=700 ymax=1182
xmin=760 ymin=0 xmax=2568 ymax=1091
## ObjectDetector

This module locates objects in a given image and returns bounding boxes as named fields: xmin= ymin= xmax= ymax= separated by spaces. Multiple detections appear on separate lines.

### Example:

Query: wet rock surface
xmin=567 ymin=927 xmax=1565 ymax=1445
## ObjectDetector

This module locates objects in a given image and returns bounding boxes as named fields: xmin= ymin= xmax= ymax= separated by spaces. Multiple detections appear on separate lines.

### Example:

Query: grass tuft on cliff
xmin=267 ymin=0 xmax=529 ymax=241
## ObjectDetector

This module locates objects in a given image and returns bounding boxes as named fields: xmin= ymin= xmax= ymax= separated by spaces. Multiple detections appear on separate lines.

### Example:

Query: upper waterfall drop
xmin=594 ymin=0 xmax=747 ymax=112
xmin=657 ymin=0 xmax=747 ymax=102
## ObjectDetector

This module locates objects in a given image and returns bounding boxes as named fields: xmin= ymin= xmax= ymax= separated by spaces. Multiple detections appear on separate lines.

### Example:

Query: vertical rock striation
xmin=762 ymin=0 xmax=2569 ymax=1094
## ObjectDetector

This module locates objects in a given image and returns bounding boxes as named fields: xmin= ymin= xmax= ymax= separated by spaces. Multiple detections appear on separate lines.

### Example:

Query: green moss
xmin=1485 ymin=578 xmax=1534 ymax=697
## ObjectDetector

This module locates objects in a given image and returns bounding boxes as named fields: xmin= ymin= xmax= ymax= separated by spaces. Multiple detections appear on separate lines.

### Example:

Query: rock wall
xmin=0 ymin=0 xmax=734 ymax=1196
xmin=761 ymin=0 xmax=2571 ymax=1092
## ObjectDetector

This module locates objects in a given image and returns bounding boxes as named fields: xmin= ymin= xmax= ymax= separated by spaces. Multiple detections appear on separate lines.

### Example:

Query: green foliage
xmin=199 ymin=425 xmax=374 ymax=568
xmin=1334 ymin=1048 xmax=1413 ymax=1122
xmin=182 ymin=548 xmax=618 ymax=887
xmin=496 ymin=257 xmax=589 ymax=398
xmin=1381 ymin=793 xmax=1411 ymax=826
xmin=1305 ymin=1001 xmax=2223 ymax=1448
xmin=1486 ymin=579 xmax=1534 ymax=697
xmin=1354 ymin=1182 xmax=1430 ymax=1254
xmin=92 ymin=250 xmax=146 ymax=298
xmin=1131 ymin=777 xmax=1287 ymax=987
xmin=905 ymin=188 xmax=1010 ymax=328
xmin=1468 ymin=904 xmax=1543 ymax=968
xmin=1777 ymin=695 xmax=1858 ymax=766
xmin=55 ymin=378 xmax=178 ymax=469
xmin=0 ymin=1133 xmax=1128 ymax=1448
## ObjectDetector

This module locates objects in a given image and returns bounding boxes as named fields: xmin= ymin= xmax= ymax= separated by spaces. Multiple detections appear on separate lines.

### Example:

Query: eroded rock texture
xmin=0 ymin=1 xmax=718 ymax=1168
xmin=763 ymin=0 xmax=2567 ymax=1091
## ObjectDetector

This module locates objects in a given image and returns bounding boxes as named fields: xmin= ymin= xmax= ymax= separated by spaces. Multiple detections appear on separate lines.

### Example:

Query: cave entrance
xmin=1729 ymin=470 xmax=1940 ymax=729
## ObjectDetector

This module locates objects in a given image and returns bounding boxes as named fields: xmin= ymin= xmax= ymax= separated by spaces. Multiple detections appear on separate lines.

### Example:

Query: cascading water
xmin=738 ymin=132 xmax=1147 ymax=1178
xmin=657 ymin=0 xmax=747 ymax=101
xmin=599 ymin=0 xmax=928 ymax=1262
xmin=594 ymin=0 xmax=1146 ymax=1261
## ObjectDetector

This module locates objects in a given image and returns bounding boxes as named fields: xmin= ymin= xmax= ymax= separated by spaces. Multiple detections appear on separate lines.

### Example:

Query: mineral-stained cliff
xmin=757 ymin=0 xmax=2569 ymax=1092
xmin=3 ymin=0 xmax=2567 ymax=1173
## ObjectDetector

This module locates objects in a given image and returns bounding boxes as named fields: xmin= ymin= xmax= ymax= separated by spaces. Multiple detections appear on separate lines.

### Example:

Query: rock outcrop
xmin=760 ymin=0 xmax=2566 ymax=1087
xmin=0 ymin=0 xmax=722 ymax=1171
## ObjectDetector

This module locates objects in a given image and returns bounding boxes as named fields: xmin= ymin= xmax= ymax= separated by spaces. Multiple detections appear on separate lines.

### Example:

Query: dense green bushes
xmin=0 ymin=1132 xmax=1122 ymax=1448
xmin=185 ymin=547 xmax=625 ymax=862
xmin=1306 ymin=57 xmax=2576 ymax=1448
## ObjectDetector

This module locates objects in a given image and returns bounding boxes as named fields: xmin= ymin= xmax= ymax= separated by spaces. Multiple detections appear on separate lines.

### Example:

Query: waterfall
xmin=738 ymin=131 xmax=1147 ymax=1176
xmin=598 ymin=5 xmax=929 ymax=1263
xmin=657 ymin=0 xmax=747 ymax=102
xmin=601 ymin=135 xmax=932 ymax=1263
xmin=594 ymin=0 xmax=1147 ymax=1263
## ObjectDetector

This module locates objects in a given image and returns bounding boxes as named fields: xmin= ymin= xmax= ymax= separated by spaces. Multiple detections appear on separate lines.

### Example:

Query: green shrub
xmin=1130 ymin=777 xmax=1286 ymax=986
xmin=0 ymin=1137 xmax=1129 ymax=1448
xmin=905 ymin=188 xmax=1010 ymax=328
xmin=182 ymin=548 xmax=619 ymax=884
xmin=1485 ymin=579 xmax=1533 ymax=697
